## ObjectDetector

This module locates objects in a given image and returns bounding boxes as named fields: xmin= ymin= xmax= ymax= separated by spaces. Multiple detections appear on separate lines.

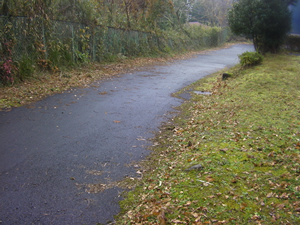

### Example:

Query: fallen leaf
xmin=267 ymin=192 xmax=274 ymax=198
xmin=136 ymin=170 xmax=143 ymax=175
xmin=157 ymin=210 xmax=166 ymax=225
xmin=220 ymin=148 xmax=228 ymax=153
xmin=171 ymin=219 xmax=185 ymax=224
xmin=251 ymin=214 xmax=260 ymax=220
xmin=191 ymin=212 xmax=199 ymax=218
xmin=114 ymin=120 xmax=121 ymax=123
xmin=184 ymin=201 xmax=192 ymax=206
xmin=206 ymin=177 xmax=214 ymax=182
xmin=279 ymin=193 xmax=289 ymax=199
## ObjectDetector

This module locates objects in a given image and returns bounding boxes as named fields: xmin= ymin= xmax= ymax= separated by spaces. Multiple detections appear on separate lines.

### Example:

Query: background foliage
xmin=228 ymin=0 xmax=294 ymax=53
xmin=0 ymin=0 xmax=230 ymax=85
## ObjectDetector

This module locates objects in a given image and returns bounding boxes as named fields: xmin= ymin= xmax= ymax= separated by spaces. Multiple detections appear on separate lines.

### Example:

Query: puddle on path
xmin=193 ymin=91 xmax=212 ymax=95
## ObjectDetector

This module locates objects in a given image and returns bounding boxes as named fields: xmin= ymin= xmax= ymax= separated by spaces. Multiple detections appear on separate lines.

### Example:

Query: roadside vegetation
xmin=1 ymin=1 xmax=300 ymax=223
xmin=0 ymin=46 xmax=229 ymax=110
xmin=228 ymin=0 xmax=296 ymax=53
xmin=116 ymin=53 xmax=300 ymax=224
xmin=0 ymin=0 xmax=232 ymax=109
xmin=0 ymin=0 xmax=230 ymax=87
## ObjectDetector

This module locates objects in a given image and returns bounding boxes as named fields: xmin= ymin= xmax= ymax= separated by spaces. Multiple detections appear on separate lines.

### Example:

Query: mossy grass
xmin=116 ymin=53 xmax=300 ymax=224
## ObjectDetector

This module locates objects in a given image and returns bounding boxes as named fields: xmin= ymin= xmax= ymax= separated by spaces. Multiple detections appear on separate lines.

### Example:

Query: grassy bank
xmin=117 ymin=53 xmax=300 ymax=224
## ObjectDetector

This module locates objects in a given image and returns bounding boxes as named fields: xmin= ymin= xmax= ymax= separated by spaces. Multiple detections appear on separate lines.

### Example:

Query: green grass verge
xmin=116 ymin=53 xmax=300 ymax=224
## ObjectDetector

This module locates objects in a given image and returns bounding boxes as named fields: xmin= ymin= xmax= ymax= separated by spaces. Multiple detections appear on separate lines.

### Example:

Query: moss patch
xmin=116 ymin=53 xmax=300 ymax=224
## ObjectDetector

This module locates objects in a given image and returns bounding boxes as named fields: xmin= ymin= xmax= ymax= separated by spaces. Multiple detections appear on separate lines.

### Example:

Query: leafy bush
xmin=0 ymin=22 xmax=17 ymax=85
xmin=229 ymin=0 xmax=292 ymax=53
xmin=238 ymin=51 xmax=263 ymax=67
xmin=285 ymin=35 xmax=300 ymax=52
xmin=74 ymin=51 xmax=89 ymax=64
xmin=209 ymin=27 xmax=220 ymax=47
xmin=48 ymin=40 xmax=73 ymax=67
xmin=162 ymin=25 xmax=225 ymax=54
xmin=0 ymin=58 xmax=17 ymax=85
xmin=17 ymin=56 xmax=35 ymax=81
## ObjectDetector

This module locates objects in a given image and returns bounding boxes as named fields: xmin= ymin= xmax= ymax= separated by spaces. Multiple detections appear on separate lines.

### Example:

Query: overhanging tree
xmin=228 ymin=0 xmax=295 ymax=53
xmin=191 ymin=0 xmax=232 ymax=26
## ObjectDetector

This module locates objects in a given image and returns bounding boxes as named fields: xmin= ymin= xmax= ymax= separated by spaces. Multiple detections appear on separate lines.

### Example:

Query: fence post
xmin=92 ymin=26 xmax=95 ymax=62
xmin=71 ymin=24 xmax=75 ymax=62
xmin=42 ymin=21 xmax=48 ymax=60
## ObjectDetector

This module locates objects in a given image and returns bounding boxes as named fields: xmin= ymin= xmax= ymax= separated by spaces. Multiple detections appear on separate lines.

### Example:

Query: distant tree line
xmin=0 ymin=0 xmax=236 ymax=30
xmin=190 ymin=0 xmax=233 ymax=26
xmin=0 ymin=0 xmax=208 ymax=31
xmin=0 ymin=0 xmax=175 ymax=31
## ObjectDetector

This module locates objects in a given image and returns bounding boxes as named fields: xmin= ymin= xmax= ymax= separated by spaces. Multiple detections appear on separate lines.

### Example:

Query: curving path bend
xmin=0 ymin=44 xmax=254 ymax=224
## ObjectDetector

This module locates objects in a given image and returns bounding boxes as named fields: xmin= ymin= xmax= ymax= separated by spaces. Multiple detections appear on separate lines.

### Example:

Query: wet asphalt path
xmin=0 ymin=44 xmax=254 ymax=224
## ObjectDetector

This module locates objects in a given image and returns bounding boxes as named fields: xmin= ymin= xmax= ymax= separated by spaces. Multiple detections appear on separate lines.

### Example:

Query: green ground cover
xmin=117 ymin=53 xmax=300 ymax=224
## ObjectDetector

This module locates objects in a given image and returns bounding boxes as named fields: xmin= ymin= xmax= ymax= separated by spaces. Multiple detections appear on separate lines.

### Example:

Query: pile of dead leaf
xmin=0 ymin=50 xmax=204 ymax=110
xmin=116 ymin=53 xmax=300 ymax=224
xmin=0 ymin=43 xmax=238 ymax=111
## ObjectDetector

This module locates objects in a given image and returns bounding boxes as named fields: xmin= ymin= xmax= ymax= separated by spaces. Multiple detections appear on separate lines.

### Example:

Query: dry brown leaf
xmin=279 ymin=192 xmax=289 ymax=199
xmin=206 ymin=177 xmax=214 ymax=182
xmin=171 ymin=219 xmax=185 ymax=224
xmin=184 ymin=201 xmax=192 ymax=206
xmin=157 ymin=210 xmax=166 ymax=225
xmin=191 ymin=212 xmax=199 ymax=218
xmin=277 ymin=204 xmax=285 ymax=209
xmin=220 ymin=148 xmax=228 ymax=153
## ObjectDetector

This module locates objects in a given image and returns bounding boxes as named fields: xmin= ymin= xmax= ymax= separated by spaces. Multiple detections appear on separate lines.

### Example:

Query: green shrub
xmin=18 ymin=56 xmax=35 ymax=81
xmin=74 ymin=51 xmax=89 ymax=64
xmin=209 ymin=27 xmax=220 ymax=47
xmin=238 ymin=51 xmax=263 ymax=67
xmin=229 ymin=0 xmax=291 ymax=53
xmin=48 ymin=40 xmax=73 ymax=67
xmin=285 ymin=35 xmax=300 ymax=52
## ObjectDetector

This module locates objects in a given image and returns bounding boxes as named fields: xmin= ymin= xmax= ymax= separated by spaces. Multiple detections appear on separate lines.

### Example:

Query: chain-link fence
xmin=0 ymin=16 xmax=229 ymax=67
xmin=0 ymin=16 xmax=43 ymax=61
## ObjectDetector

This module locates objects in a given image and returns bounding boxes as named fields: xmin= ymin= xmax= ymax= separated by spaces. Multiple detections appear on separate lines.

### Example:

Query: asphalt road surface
xmin=0 ymin=44 xmax=254 ymax=224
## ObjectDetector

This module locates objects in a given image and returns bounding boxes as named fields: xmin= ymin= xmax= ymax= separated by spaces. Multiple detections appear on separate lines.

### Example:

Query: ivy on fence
xmin=0 ymin=16 xmax=229 ymax=85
